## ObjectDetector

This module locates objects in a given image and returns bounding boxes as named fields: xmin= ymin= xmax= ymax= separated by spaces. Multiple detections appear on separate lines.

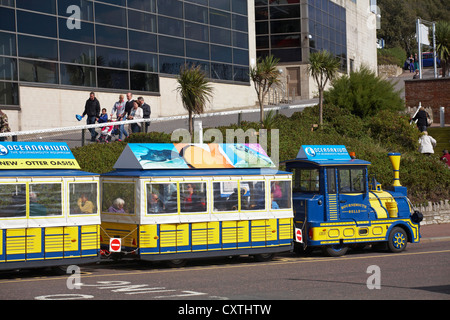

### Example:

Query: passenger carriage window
xmin=0 ymin=183 xmax=26 ymax=218
xmin=327 ymin=168 xmax=336 ymax=194
xmin=180 ymin=182 xmax=207 ymax=213
xmin=338 ymin=168 xmax=365 ymax=193
xmin=240 ymin=181 xmax=265 ymax=211
xmin=292 ymin=169 xmax=320 ymax=192
xmin=69 ymin=182 xmax=98 ymax=215
xmin=270 ymin=180 xmax=291 ymax=210
xmin=102 ymin=182 xmax=135 ymax=214
xmin=29 ymin=183 xmax=62 ymax=216
xmin=213 ymin=181 xmax=239 ymax=212
xmin=146 ymin=182 xmax=178 ymax=214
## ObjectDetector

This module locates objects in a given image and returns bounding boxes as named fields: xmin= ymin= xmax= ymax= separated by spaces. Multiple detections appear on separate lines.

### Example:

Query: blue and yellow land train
xmin=0 ymin=142 xmax=422 ymax=271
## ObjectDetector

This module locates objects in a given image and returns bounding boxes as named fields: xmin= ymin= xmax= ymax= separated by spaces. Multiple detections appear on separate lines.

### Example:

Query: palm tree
xmin=249 ymin=55 xmax=280 ymax=127
xmin=308 ymin=50 xmax=341 ymax=127
xmin=435 ymin=20 xmax=450 ymax=77
xmin=176 ymin=64 xmax=214 ymax=136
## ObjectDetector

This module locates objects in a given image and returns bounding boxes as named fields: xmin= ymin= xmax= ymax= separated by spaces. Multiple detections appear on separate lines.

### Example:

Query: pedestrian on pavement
xmin=128 ymin=101 xmax=143 ymax=133
xmin=418 ymin=131 xmax=436 ymax=156
xmin=111 ymin=94 xmax=128 ymax=141
xmin=0 ymin=109 xmax=11 ymax=141
xmin=82 ymin=92 xmax=100 ymax=142
xmin=137 ymin=96 xmax=151 ymax=133
xmin=412 ymin=107 xmax=429 ymax=132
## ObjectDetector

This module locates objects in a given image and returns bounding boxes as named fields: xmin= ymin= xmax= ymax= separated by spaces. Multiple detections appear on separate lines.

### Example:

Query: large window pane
xmin=58 ymin=0 xmax=94 ymax=21
xmin=130 ymin=51 xmax=157 ymax=72
xmin=19 ymin=59 xmax=58 ymax=84
xmin=158 ymin=16 xmax=184 ymax=37
xmin=210 ymin=27 xmax=231 ymax=46
xmin=97 ymin=68 xmax=129 ymax=89
xmin=293 ymin=168 xmax=320 ymax=192
xmin=60 ymin=64 xmax=96 ymax=87
xmin=232 ymin=0 xmax=247 ymax=15
xmin=210 ymin=9 xmax=231 ymax=28
xmin=96 ymin=24 xmax=127 ymax=48
xmin=146 ymin=182 xmax=177 ymax=214
xmin=271 ymin=34 xmax=301 ymax=48
xmin=270 ymin=4 xmax=300 ymax=19
xmin=232 ymin=14 xmax=247 ymax=32
xmin=233 ymin=31 xmax=248 ymax=49
xmin=0 ymin=7 xmax=15 ymax=32
xmin=210 ymin=0 xmax=230 ymax=11
xmin=233 ymin=48 xmax=248 ymax=65
xmin=186 ymin=40 xmax=209 ymax=60
xmin=29 ymin=183 xmax=62 ymax=217
xmin=128 ymin=10 xmax=156 ymax=33
xmin=270 ymin=20 xmax=300 ymax=34
xmin=272 ymin=48 xmax=302 ymax=62
xmin=17 ymin=0 xmax=56 ymax=14
xmin=211 ymin=45 xmax=231 ymax=63
xmin=0 ymin=81 xmax=19 ymax=105
xmin=180 ymin=182 xmax=207 ymax=213
xmin=69 ymin=182 xmax=98 ymax=215
xmin=95 ymin=3 xmax=126 ymax=27
xmin=159 ymin=55 xmax=184 ymax=75
xmin=0 ymin=31 xmax=16 ymax=56
xmin=17 ymin=11 xmax=57 ymax=38
xmin=185 ymin=3 xmax=208 ymax=24
xmin=130 ymin=71 xmax=159 ymax=92
xmin=233 ymin=66 xmax=249 ymax=82
xmin=129 ymin=30 xmax=157 ymax=52
xmin=0 ymin=184 xmax=26 ymax=218
xmin=128 ymin=0 xmax=156 ymax=13
xmin=96 ymin=46 xmax=128 ymax=69
xmin=102 ymin=182 xmax=135 ymax=214
xmin=211 ymin=62 xmax=232 ymax=80
xmin=159 ymin=35 xmax=184 ymax=56
xmin=58 ymin=18 xmax=94 ymax=43
xmin=18 ymin=35 xmax=58 ymax=61
xmin=185 ymin=22 xmax=209 ymax=42
xmin=0 ymin=57 xmax=17 ymax=81
xmin=60 ymin=41 xmax=95 ymax=65
xmin=157 ymin=0 xmax=182 ymax=18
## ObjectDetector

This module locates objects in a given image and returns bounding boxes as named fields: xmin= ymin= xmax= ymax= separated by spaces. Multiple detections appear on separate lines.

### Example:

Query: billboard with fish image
xmin=113 ymin=143 xmax=275 ymax=170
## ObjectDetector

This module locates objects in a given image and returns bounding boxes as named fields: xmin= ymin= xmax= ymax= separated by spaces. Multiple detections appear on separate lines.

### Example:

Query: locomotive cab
xmin=283 ymin=145 xmax=421 ymax=257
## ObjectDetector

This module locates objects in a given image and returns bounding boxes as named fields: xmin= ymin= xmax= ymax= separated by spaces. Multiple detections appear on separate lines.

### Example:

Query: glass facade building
xmin=255 ymin=0 xmax=347 ymax=68
xmin=0 ymin=0 xmax=250 ymax=108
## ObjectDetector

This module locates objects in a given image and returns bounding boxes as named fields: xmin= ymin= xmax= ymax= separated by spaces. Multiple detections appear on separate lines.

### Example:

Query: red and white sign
xmin=109 ymin=238 xmax=122 ymax=252
xmin=295 ymin=228 xmax=303 ymax=243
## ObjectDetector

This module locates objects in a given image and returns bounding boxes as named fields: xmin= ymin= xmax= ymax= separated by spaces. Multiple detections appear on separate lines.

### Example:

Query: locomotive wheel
xmin=322 ymin=244 xmax=348 ymax=257
xmin=253 ymin=253 xmax=275 ymax=262
xmin=387 ymin=227 xmax=407 ymax=253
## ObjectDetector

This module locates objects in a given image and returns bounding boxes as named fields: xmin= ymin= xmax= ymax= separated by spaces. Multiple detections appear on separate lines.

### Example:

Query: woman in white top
xmin=418 ymin=131 xmax=437 ymax=156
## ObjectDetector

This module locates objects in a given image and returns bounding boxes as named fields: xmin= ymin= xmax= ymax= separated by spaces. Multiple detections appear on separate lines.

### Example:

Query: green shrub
xmin=377 ymin=47 xmax=407 ymax=67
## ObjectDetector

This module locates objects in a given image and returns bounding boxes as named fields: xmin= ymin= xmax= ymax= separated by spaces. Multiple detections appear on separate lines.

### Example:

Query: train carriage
xmin=283 ymin=145 xmax=422 ymax=257
xmin=0 ymin=142 xmax=101 ymax=270
xmin=100 ymin=143 xmax=294 ymax=266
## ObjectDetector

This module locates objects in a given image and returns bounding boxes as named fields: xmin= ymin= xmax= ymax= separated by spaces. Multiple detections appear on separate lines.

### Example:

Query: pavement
xmin=419 ymin=223 xmax=450 ymax=243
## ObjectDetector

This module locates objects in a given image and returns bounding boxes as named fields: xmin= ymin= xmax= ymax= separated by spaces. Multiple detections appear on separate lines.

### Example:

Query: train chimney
xmin=388 ymin=153 xmax=402 ymax=187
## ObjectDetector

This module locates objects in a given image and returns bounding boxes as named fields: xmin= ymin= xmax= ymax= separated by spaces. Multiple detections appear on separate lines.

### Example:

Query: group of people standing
xmin=82 ymin=92 xmax=151 ymax=142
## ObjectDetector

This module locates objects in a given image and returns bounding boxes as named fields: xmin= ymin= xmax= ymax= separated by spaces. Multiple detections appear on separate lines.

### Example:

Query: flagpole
xmin=417 ymin=18 xmax=423 ymax=79
xmin=432 ymin=22 xmax=437 ymax=78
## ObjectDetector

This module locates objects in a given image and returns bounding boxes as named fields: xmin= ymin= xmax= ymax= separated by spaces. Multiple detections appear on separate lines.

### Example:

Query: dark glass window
xmin=95 ymin=3 xmax=127 ymax=27
xmin=159 ymin=55 xmax=184 ymax=75
xmin=60 ymin=64 xmax=96 ymax=87
xmin=270 ymin=5 xmax=300 ymax=19
xmin=19 ymin=59 xmax=58 ymax=84
xmin=271 ymin=48 xmax=301 ymax=62
xmin=17 ymin=11 xmax=57 ymax=38
xmin=256 ymin=36 xmax=269 ymax=50
xmin=233 ymin=66 xmax=249 ymax=82
xmin=211 ymin=63 xmax=232 ymax=80
xmin=211 ymin=45 xmax=231 ymax=63
xmin=128 ymin=30 xmax=157 ymax=52
xmin=232 ymin=0 xmax=247 ymax=15
xmin=270 ymin=20 xmax=300 ymax=34
xmin=59 ymin=41 xmax=95 ymax=65
xmin=185 ymin=22 xmax=209 ymax=42
xmin=96 ymin=24 xmax=127 ymax=48
xmin=210 ymin=9 xmax=231 ymax=28
xmin=130 ymin=51 xmax=157 ymax=72
xmin=128 ymin=10 xmax=156 ymax=33
xmin=186 ymin=40 xmax=209 ymax=60
xmin=271 ymin=34 xmax=301 ymax=48
xmin=99 ymin=0 xmax=126 ymax=6
xmin=58 ymin=0 xmax=94 ymax=22
xmin=0 ymin=32 xmax=16 ymax=56
xmin=97 ymin=68 xmax=128 ymax=89
xmin=18 ymin=35 xmax=58 ymax=61
xmin=186 ymin=0 xmax=208 ymax=5
xmin=58 ymin=18 xmax=94 ymax=43
xmin=255 ymin=7 xmax=268 ymax=21
xmin=233 ymin=48 xmax=248 ymax=66
xmin=256 ymin=21 xmax=268 ymax=35
xmin=96 ymin=46 xmax=128 ymax=69
xmin=0 ymin=81 xmax=19 ymax=105
xmin=128 ymin=0 xmax=156 ymax=13
xmin=210 ymin=27 xmax=231 ymax=46
xmin=210 ymin=0 xmax=230 ymax=11
xmin=16 ymin=0 xmax=56 ymax=14
xmin=130 ymin=71 xmax=159 ymax=92
xmin=232 ymin=14 xmax=247 ymax=32
xmin=233 ymin=31 xmax=248 ymax=49
xmin=185 ymin=3 xmax=208 ymax=24
xmin=158 ymin=16 xmax=184 ymax=38
xmin=0 ymin=7 xmax=15 ymax=32
xmin=0 ymin=57 xmax=17 ymax=81
xmin=159 ymin=36 xmax=184 ymax=56
xmin=157 ymin=0 xmax=182 ymax=18
xmin=186 ymin=59 xmax=210 ymax=77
